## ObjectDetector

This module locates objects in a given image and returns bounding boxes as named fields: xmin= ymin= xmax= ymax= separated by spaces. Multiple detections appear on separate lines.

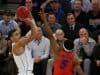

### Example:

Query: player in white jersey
xmin=8 ymin=17 xmax=37 ymax=75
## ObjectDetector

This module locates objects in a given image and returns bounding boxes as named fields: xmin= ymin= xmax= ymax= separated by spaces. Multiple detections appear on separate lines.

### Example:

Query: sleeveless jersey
xmin=53 ymin=50 xmax=75 ymax=75
xmin=12 ymin=43 xmax=34 ymax=75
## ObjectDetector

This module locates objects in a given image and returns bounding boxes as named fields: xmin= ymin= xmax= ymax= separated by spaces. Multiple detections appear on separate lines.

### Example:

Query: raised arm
xmin=13 ymin=18 xmax=37 ymax=55
xmin=40 ymin=9 xmax=59 ymax=53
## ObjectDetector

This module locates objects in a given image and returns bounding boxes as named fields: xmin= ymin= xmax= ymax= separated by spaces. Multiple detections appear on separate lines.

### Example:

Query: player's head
xmin=8 ymin=29 xmax=21 ymax=42
xmin=63 ymin=40 xmax=74 ymax=52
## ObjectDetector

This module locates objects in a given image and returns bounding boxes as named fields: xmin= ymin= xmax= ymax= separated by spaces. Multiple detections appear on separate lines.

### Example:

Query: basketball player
xmin=8 ymin=16 xmax=37 ymax=75
xmin=40 ymin=9 xmax=84 ymax=75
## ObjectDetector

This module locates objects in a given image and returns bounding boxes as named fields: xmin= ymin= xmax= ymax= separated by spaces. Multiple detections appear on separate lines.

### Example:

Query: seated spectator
xmin=71 ymin=0 xmax=91 ymax=13
xmin=71 ymin=0 xmax=89 ymax=27
xmin=62 ymin=13 xmax=83 ymax=41
xmin=41 ymin=0 xmax=65 ymax=24
xmin=42 ymin=13 xmax=61 ymax=37
xmin=87 ymin=0 xmax=100 ymax=32
xmin=0 ymin=31 xmax=8 ymax=75
xmin=55 ymin=29 xmax=67 ymax=48
xmin=74 ymin=28 xmax=96 ymax=75
xmin=28 ymin=27 xmax=50 ymax=75
xmin=0 ymin=10 xmax=19 ymax=39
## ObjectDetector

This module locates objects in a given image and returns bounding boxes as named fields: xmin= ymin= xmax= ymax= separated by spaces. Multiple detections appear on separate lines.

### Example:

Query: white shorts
xmin=18 ymin=71 xmax=34 ymax=75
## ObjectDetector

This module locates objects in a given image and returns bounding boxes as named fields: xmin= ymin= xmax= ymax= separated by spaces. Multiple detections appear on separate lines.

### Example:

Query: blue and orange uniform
xmin=53 ymin=50 xmax=75 ymax=75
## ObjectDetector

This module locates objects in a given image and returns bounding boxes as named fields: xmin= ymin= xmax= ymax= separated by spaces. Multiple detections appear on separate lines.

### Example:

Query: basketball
xmin=16 ymin=6 xmax=30 ymax=19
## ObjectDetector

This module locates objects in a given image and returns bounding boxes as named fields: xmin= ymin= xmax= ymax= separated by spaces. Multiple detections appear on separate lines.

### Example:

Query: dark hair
xmin=48 ymin=12 xmax=55 ymax=17
xmin=8 ymin=29 xmax=17 ymax=40
xmin=63 ymin=40 xmax=74 ymax=50
xmin=79 ymin=27 xmax=90 ymax=35
xmin=3 ymin=10 xmax=12 ymax=16
xmin=66 ymin=13 xmax=75 ymax=19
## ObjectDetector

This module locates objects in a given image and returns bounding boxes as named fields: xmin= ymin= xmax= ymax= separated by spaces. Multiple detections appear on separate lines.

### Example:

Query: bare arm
xmin=40 ymin=9 xmax=59 ymax=54
xmin=13 ymin=18 xmax=37 ymax=55
xmin=74 ymin=56 xmax=84 ymax=75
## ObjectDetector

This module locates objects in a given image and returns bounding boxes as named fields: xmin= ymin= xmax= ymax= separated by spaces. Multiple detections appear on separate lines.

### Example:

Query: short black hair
xmin=8 ymin=29 xmax=17 ymax=40
xmin=66 ymin=13 xmax=75 ymax=18
xmin=47 ymin=12 xmax=55 ymax=17
xmin=3 ymin=10 xmax=12 ymax=16
xmin=63 ymin=40 xmax=74 ymax=50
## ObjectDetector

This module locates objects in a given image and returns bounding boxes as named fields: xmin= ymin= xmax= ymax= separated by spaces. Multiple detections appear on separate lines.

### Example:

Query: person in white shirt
xmin=8 ymin=17 xmax=37 ymax=75
xmin=28 ymin=27 xmax=50 ymax=75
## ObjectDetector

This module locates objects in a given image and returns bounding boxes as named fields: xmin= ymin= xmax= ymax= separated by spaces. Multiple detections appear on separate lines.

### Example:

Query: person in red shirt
xmin=40 ymin=8 xmax=84 ymax=75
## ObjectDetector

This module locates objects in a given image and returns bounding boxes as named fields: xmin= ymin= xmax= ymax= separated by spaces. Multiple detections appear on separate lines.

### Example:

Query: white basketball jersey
xmin=12 ymin=43 xmax=34 ymax=75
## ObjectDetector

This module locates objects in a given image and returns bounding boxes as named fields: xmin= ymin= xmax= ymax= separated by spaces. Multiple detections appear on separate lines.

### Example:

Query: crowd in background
xmin=0 ymin=0 xmax=100 ymax=75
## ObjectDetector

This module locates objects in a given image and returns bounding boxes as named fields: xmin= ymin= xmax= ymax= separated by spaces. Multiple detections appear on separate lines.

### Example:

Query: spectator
xmin=55 ymin=29 xmax=67 ymax=48
xmin=87 ymin=0 xmax=100 ymax=32
xmin=28 ymin=27 xmax=50 ymax=75
xmin=74 ymin=28 xmax=96 ymax=75
xmin=42 ymin=13 xmax=61 ymax=37
xmin=71 ymin=0 xmax=91 ymax=13
xmin=41 ymin=0 xmax=65 ymax=24
xmin=71 ymin=0 xmax=89 ymax=27
xmin=0 ymin=10 xmax=19 ymax=39
xmin=0 ymin=31 xmax=8 ymax=75
xmin=62 ymin=13 xmax=83 ymax=41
